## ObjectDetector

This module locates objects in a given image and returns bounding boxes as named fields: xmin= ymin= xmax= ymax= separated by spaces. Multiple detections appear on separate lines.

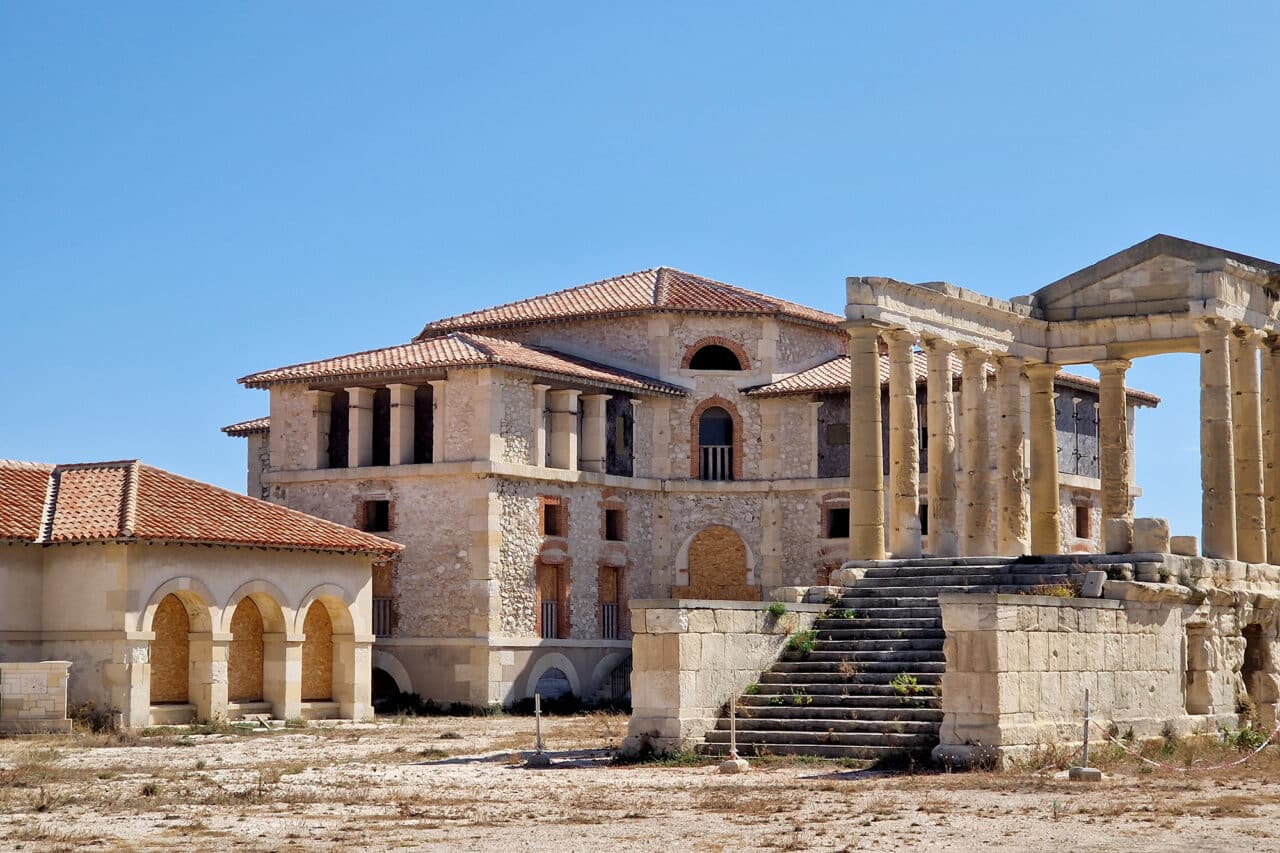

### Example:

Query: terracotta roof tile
xmin=222 ymin=417 xmax=270 ymax=436
xmin=0 ymin=459 xmax=400 ymax=555
xmin=416 ymin=268 xmax=844 ymax=336
xmin=746 ymin=355 xmax=1161 ymax=405
xmin=240 ymin=331 xmax=687 ymax=396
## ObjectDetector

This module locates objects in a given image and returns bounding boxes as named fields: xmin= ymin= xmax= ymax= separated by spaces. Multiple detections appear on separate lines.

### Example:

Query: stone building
xmin=227 ymin=267 xmax=1155 ymax=708
xmin=0 ymin=459 xmax=399 ymax=727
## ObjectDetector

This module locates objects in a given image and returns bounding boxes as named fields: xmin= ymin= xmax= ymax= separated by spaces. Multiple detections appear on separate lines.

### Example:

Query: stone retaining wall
xmin=0 ymin=661 xmax=72 ymax=733
xmin=619 ymin=599 xmax=824 ymax=757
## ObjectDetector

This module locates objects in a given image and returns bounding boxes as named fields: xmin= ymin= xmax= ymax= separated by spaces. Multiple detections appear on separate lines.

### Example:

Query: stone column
xmin=532 ymin=384 xmax=550 ymax=466
xmin=305 ymin=390 xmax=333 ymax=470
xmin=188 ymin=632 xmax=231 ymax=723
xmin=1263 ymin=342 xmax=1280 ymax=563
xmin=1232 ymin=328 xmax=1266 ymax=563
xmin=388 ymin=383 xmax=416 ymax=466
xmin=923 ymin=337 xmax=959 ymax=557
xmin=884 ymin=329 xmax=922 ymax=558
xmin=580 ymin=394 xmax=612 ymax=474
xmin=262 ymin=633 xmax=303 ymax=722
xmin=345 ymin=386 xmax=375 ymax=468
xmin=333 ymin=635 xmax=375 ymax=721
xmin=1095 ymin=359 xmax=1133 ymax=553
xmin=547 ymin=389 xmax=581 ymax=471
xmin=995 ymin=355 xmax=1029 ymax=556
xmin=1027 ymin=363 xmax=1061 ymax=555
xmin=428 ymin=379 xmax=448 ymax=463
xmin=959 ymin=347 xmax=993 ymax=556
xmin=1199 ymin=318 xmax=1237 ymax=560
xmin=846 ymin=323 xmax=886 ymax=561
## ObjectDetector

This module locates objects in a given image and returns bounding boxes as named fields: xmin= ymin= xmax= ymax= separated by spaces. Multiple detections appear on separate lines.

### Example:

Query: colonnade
xmin=846 ymin=323 xmax=1134 ymax=560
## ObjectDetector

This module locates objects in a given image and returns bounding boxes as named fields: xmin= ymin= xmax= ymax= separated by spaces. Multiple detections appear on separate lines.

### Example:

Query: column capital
xmin=995 ymin=353 xmax=1025 ymax=369
xmin=345 ymin=386 xmax=376 ymax=405
xmin=845 ymin=321 xmax=887 ymax=341
xmin=1233 ymin=326 xmax=1267 ymax=347
xmin=956 ymin=343 xmax=990 ymax=365
xmin=1195 ymin=316 xmax=1233 ymax=336
xmin=881 ymin=328 xmax=918 ymax=346
xmin=581 ymin=392 xmax=613 ymax=402
xmin=386 ymin=382 xmax=417 ymax=394
xmin=1093 ymin=358 xmax=1132 ymax=375
xmin=919 ymin=335 xmax=956 ymax=356
xmin=1025 ymin=362 xmax=1059 ymax=381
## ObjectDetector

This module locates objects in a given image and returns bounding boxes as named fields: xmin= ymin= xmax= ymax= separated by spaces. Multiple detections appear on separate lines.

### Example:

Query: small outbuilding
xmin=0 ymin=459 xmax=401 ymax=727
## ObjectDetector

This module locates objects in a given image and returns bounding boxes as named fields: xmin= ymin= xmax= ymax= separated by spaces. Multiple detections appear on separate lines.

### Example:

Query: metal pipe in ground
xmin=719 ymin=693 xmax=750 ymax=774
xmin=1069 ymin=688 xmax=1101 ymax=782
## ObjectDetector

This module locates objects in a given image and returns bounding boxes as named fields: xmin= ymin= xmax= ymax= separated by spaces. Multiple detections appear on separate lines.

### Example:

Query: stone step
xmin=813 ymin=617 xmax=941 ymax=631
xmin=834 ymin=596 xmax=942 ymax=609
xmin=759 ymin=671 xmax=942 ymax=687
xmin=842 ymin=556 xmax=1022 ymax=569
xmin=808 ymin=637 xmax=943 ymax=651
xmin=703 ymin=729 xmax=937 ymax=748
xmin=740 ymin=691 xmax=941 ymax=708
xmin=713 ymin=716 xmax=938 ymax=734
xmin=851 ymin=572 xmax=1073 ymax=587
xmin=860 ymin=564 xmax=1035 ymax=578
xmin=726 ymin=704 xmax=943 ymax=723
xmin=815 ymin=627 xmax=945 ymax=641
xmin=770 ymin=659 xmax=946 ymax=674
xmin=820 ymin=607 xmax=942 ymax=620
xmin=842 ymin=583 xmax=1072 ymax=598
xmin=699 ymin=741 xmax=929 ymax=761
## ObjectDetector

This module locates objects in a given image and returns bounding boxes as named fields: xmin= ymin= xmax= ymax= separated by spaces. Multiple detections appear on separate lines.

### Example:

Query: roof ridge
xmin=237 ymin=341 xmax=421 ymax=385
xmin=51 ymin=459 xmax=140 ymax=472
xmin=35 ymin=468 xmax=58 ymax=544
xmin=120 ymin=460 xmax=140 ymax=538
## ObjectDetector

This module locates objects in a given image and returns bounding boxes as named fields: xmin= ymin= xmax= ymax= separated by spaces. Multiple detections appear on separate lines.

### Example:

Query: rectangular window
xmin=537 ymin=563 xmax=566 ymax=639
xmin=542 ymin=499 xmax=564 ymax=537
xmin=1075 ymin=505 xmax=1091 ymax=539
xmin=359 ymin=500 xmax=391 ymax=533
xmin=824 ymin=507 xmax=850 ymax=539
xmin=604 ymin=508 xmax=624 ymax=541
xmin=919 ymin=503 xmax=929 ymax=536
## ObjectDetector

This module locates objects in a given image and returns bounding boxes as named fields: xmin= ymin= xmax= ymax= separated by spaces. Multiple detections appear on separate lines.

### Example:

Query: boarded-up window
xmin=150 ymin=594 xmax=189 ymax=704
xmin=301 ymin=601 xmax=334 ymax=702
xmin=228 ymin=598 xmax=265 ymax=702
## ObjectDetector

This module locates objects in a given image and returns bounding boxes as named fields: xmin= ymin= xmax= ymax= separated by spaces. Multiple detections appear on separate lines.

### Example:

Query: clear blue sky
xmin=3 ymin=3 xmax=1278 ymax=539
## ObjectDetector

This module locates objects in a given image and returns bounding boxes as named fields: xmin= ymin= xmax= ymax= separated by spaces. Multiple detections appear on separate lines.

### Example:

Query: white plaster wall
xmin=0 ymin=543 xmax=44 ymax=632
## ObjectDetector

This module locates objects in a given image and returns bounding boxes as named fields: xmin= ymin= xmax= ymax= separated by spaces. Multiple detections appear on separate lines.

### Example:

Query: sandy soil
xmin=3 ymin=714 xmax=1280 ymax=852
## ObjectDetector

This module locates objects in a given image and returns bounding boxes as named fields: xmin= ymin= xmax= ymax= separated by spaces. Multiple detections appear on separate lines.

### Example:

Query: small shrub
xmin=743 ymin=683 xmax=760 ymax=695
xmin=890 ymin=673 xmax=926 ymax=705
xmin=141 ymin=782 xmax=160 ymax=797
xmin=824 ymin=593 xmax=843 ymax=606
xmin=69 ymin=701 xmax=118 ymax=734
xmin=766 ymin=602 xmax=788 ymax=618
xmin=785 ymin=630 xmax=819 ymax=658
xmin=837 ymin=659 xmax=859 ymax=680
xmin=1025 ymin=581 xmax=1081 ymax=598
xmin=438 ymin=730 xmax=463 ymax=740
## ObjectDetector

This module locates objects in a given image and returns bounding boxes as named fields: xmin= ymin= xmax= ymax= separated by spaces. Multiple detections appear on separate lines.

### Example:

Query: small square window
xmin=824 ymin=507 xmax=850 ymax=539
xmin=542 ymin=501 xmax=564 ymax=537
xmin=604 ymin=508 xmax=624 ymax=541
xmin=359 ymin=500 xmax=391 ymax=533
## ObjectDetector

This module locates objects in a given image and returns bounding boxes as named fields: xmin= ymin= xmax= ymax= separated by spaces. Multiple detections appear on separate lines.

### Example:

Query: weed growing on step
xmin=1024 ymin=581 xmax=1081 ymax=598
xmin=766 ymin=602 xmax=788 ymax=618
xmin=744 ymin=683 xmax=760 ymax=695
xmin=837 ymin=659 xmax=859 ymax=680
xmin=785 ymin=630 xmax=819 ymax=658
xmin=890 ymin=673 xmax=927 ymax=705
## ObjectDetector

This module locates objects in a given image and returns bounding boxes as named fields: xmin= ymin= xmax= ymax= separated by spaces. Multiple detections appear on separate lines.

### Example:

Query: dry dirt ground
xmin=3 ymin=713 xmax=1280 ymax=852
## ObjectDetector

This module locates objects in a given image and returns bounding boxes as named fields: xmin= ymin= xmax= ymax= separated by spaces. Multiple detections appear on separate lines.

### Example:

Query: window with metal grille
xmin=359 ymin=500 xmax=391 ymax=532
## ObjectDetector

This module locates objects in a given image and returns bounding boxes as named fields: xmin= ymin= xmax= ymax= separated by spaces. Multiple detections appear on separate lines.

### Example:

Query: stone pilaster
xmin=1095 ymin=359 xmax=1133 ymax=553
xmin=995 ymin=355 xmax=1029 ymax=556
xmin=1231 ymin=328 xmax=1266 ymax=563
xmin=885 ymin=329 xmax=921 ymax=558
xmin=428 ymin=379 xmax=448 ymax=463
xmin=547 ymin=389 xmax=581 ymax=471
xmin=1027 ymin=363 xmax=1061 ymax=555
xmin=1264 ymin=342 xmax=1280 ymax=563
xmin=959 ymin=347 xmax=993 ymax=556
xmin=1198 ymin=318 xmax=1237 ymax=560
xmin=345 ymin=386 xmax=375 ymax=468
xmin=580 ymin=394 xmax=611 ymax=473
xmin=189 ymin=632 xmax=231 ymax=723
xmin=846 ymin=323 xmax=886 ymax=561
xmin=263 ymin=634 xmax=304 ymax=722
xmin=305 ymin=390 xmax=333 ymax=470
xmin=388 ymin=383 xmax=416 ymax=466
xmin=532 ymin=384 xmax=550 ymax=466
xmin=808 ymin=401 xmax=823 ymax=479
xmin=923 ymin=337 xmax=958 ymax=557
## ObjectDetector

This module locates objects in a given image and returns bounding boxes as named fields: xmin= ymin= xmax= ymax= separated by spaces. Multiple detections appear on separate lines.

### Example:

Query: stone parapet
xmin=620 ymin=599 xmax=824 ymax=757
xmin=0 ymin=661 xmax=72 ymax=734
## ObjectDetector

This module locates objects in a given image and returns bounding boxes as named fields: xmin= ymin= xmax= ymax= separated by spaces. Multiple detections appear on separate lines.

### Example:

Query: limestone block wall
xmin=936 ymin=592 xmax=1196 ymax=763
xmin=776 ymin=324 xmax=845 ymax=372
xmin=620 ymin=600 xmax=824 ymax=757
xmin=268 ymin=384 xmax=313 ymax=472
xmin=504 ymin=316 xmax=659 ymax=377
xmin=0 ymin=661 xmax=72 ymax=733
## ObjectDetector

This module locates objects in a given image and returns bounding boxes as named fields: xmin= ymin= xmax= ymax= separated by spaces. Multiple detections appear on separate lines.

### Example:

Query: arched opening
xmin=534 ymin=667 xmax=573 ymax=700
xmin=1242 ymin=623 xmax=1267 ymax=718
xmin=371 ymin=668 xmax=402 ymax=711
xmin=301 ymin=600 xmax=334 ymax=702
xmin=689 ymin=344 xmax=744 ymax=371
xmin=698 ymin=406 xmax=734 ymax=481
xmin=228 ymin=598 xmax=265 ymax=702
xmin=675 ymin=525 xmax=759 ymax=600
xmin=150 ymin=594 xmax=190 ymax=704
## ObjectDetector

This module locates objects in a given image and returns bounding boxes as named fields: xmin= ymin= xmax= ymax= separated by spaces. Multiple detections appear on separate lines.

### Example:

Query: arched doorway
xmin=697 ymin=406 xmax=734 ymax=481
xmin=228 ymin=598 xmax=265 ymax=702
xmin=676 ymin=525 xmax=760 ymax=600
xmin=301 ymin=600 xmax=334 ymax=702
xmin=150 ymin=594 xmax=189 ymax=704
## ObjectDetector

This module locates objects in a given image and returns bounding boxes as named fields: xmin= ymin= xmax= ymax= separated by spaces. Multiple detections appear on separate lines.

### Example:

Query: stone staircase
xmin=701 ymin=556 xmax=1097 ymax=763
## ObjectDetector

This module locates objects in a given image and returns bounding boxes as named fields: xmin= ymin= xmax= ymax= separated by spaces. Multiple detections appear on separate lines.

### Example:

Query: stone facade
xmin=0 ymin=661 xmax=72 ymax=734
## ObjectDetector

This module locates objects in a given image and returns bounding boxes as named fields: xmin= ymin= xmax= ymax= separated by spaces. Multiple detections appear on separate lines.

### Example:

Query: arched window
xmin=698 ymin=406 xmax=734 ymax=480
xmin=688 ymin=344 xmax=744 ymax=371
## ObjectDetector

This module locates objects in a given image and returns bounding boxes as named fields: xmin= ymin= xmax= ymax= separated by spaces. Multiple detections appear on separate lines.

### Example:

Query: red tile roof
xmin=746 ymin=355 xmax=1161 ymax=405
xmin=0 ymin=459 xmax=401 ymax=555
xmin=239 ymin=331 xmax=687 ymax=396
xmin=416 ymin=267 xmax=845 ymax=336
xmin=222 ymin=417 xmax=270 ymax=436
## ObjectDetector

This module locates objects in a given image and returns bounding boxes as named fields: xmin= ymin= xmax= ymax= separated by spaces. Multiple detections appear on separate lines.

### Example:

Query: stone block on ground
xmin=1104 ymin=518 xmax=1134 ymax=554
xmin=1170 ymin=535 xmax=1198 ymax=557
xmin=1080 ymin=570 xmax=1106 ymax=598
xmin=1133 ymin=517 xmax=1171 ymax=554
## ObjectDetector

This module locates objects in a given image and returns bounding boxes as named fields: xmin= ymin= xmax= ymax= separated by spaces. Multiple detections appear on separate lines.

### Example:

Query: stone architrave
xmin=846 ymin=323 xmax=886 ymax=560
xmin=922 ymin=337 xmax=958 ymax=557
xmin=995 ymin=355 xmax=1028 ymax=556
xmin=959 ymin=347 xmax=993 ymax=556
xmin=1094 ymin=359 xmax=1133 ymax=553
xmin=1027 ymin=363 xmax=1061 ymax=555
xmin=884 ymin=329 xmax=921 ymax=558
xmin=1198 ymin=318 xmax=1237 ymax=560
xmin=1231 ymin=329 xmax=1266 ymax=564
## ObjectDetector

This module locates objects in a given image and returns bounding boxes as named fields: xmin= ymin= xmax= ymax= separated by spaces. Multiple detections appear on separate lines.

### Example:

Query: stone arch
xmin=220 ymin=579 xmax=292 ymax=634
xmin=138 ymin=577 xmax=216 ymax=633
xmin=293 ymin=583 xmax=359 ymax=636
xmin=524 ymin=652 xmax=581 ymax=699
xmin=672 ymin=525 xmax=760 ymax=600
xmin=681 ymin=336 xmax=750 ymax=371
xmin=690 ymin=396 xmax=744 ymax=479
xmin=371 ymin=650 xmax=412 ymax=695
xmin=589 ymin=652 xmax=627 ymax=697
